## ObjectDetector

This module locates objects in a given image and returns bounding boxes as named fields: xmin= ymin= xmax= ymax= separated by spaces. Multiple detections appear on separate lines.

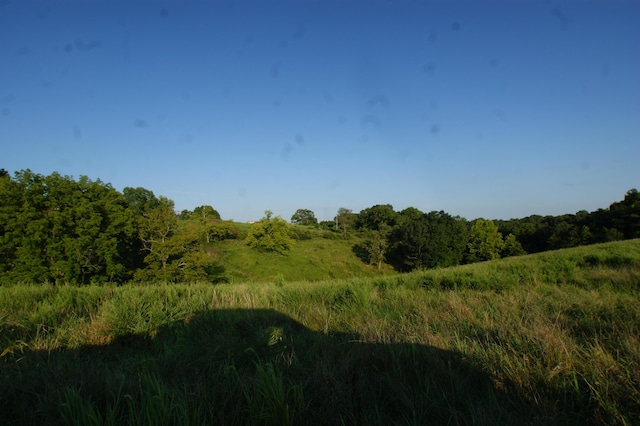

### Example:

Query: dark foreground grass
xmin=1 ymin=240 xmax=639 ymax=425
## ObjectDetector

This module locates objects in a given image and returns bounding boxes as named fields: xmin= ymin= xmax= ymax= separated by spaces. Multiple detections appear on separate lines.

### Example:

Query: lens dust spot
xmin=367 ymin=94 xmax=390 ymax=109
xmin=551 ymin=8 xmax=568 ymax=31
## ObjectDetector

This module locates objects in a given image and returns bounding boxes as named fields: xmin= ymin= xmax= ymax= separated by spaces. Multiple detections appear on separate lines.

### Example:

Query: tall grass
xmin=1 ymin=239 xmax=639 ymax=424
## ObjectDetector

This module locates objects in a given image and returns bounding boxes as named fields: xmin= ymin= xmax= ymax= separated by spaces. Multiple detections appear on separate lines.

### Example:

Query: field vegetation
xmin=2 ymin=239 xmax=639 ymax=425
xmin=1 ymin=169 xmax=639 ymax=286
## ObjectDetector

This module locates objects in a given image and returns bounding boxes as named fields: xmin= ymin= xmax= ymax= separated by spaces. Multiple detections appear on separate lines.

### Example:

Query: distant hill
xmin=212 ymin=227 xmax=395 ymax=283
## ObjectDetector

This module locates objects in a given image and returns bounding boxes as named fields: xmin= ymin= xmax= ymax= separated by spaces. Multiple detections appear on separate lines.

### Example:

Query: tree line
xmin=1 ymin=168 xmax=638 ymax=284
xmin=291 ymin=188 xmax=640 ymax=271
xmin=0 ymin=169 xmax=239 ymax=284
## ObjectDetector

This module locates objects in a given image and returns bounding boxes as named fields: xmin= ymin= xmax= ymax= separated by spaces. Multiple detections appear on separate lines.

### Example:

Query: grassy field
xmin=1 ymin=240 xmax=639 ymax=425
xmin=214 ymin=231 xmax=395 ymax=283
xmin=174 ymin=221 xmax=394 ymax=283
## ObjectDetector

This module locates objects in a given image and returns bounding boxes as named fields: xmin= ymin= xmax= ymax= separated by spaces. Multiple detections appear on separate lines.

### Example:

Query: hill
xmin=213 ymin=227 xmax=395 ymax=283
xmin=1 ymin=239 xmax=639 ymax=424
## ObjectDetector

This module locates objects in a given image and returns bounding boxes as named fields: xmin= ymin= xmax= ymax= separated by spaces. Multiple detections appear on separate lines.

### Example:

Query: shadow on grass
xmin=3 ymin=309 xmax=529 ymax=425
xmin=351 ymin=242 xmax=370 ymax=265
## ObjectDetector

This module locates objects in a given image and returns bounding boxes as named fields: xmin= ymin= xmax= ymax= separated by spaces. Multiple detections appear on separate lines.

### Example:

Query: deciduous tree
xmin=467 ymin=218 xmax=504 ymax=262
xmin=364 ymin=224 xmax=390 ymax=270
xmin=246 ymin=211 xmax=294 ymax=255
xmin=502 ymin=233 xmax=526 ymax=257
xmin=387 ymin=209 xmax=467 ymax=271
xmin=335 ymin=207 xmax=354 ymax=239
xmin=291 ymin=208 xmax=318 ymax=226
xmin=357 ymin=204 xmax=397 ymax=230
xmin=193 ymin=205 xmax=221 ymax=220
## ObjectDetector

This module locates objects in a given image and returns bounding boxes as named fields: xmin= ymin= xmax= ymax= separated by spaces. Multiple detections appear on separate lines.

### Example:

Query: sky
xmin=2 ymin=0 xmax=639 ymax=222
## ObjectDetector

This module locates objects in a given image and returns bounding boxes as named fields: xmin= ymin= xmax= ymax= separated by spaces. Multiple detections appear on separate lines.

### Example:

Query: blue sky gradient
xmin=2 ymin=0 xmax=639 ymax=222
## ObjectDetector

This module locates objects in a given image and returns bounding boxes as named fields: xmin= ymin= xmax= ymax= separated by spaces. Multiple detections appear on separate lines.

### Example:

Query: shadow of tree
xmin=352 ymin=242 xmax=370 ymax=264
xmin=3 ymin=309 xmax=529 ymax=425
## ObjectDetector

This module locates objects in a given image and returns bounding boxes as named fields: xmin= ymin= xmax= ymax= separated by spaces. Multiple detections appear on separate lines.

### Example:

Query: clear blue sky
xmin=2 ymin=0 xmax=638 ymax=222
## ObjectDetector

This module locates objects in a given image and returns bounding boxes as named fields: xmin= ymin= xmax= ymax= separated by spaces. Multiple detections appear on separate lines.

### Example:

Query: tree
xmin=502 ymin=233 xmax=526 ymax=257
xmin=245 ymin=211 xmax=294 ymax=255
xmin=335 ymin=208 xmax=355 ymax=239
xmin=291 ymin=208 xmax=318 ymax=226
xmin=467 ymin=218 xmax=505 ymax=262
xmin=387 ymin=209 xmax=467 ymax=272
xmin=193 ymin=205 xmax=221 ymax=220
xmin=357 ymin=204 xmax=397 ymax=230
xmin=0 ymin=170 xmax=137 ymax=283
xmin=364 ymin=224 xmax=391 ymax=270
xmin=123 ymin=187 xmax=160 ymax=216
xmin=387 ymin=208 xmax=429 ymax=272
xmin=203 ymin=220 xmax=240 ymax=243
xmin=137 ymin=203 xmax=179 ymax=281
xmin=609 ymin=189 xmax=640 ymax=239
xmin=0 ymin=169 xmax=48 ymax=281
xmin=190 ymin=205 xmax=227 ymax=243
xmin=422 ymin=211 xmax=468 ymax=268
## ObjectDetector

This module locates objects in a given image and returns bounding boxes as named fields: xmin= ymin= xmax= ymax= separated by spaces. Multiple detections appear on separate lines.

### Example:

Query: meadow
xmin=1 ymin=240 xmax=639 ymax=425
xmin=213 ymin=227 xmax=396 ymax=283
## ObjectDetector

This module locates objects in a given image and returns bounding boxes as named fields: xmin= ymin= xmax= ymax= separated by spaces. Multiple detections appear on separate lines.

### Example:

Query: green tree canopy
xmin=123 ymin=187 xmax=160 ymax=216
xmin=467 ymin=218 xmax=505 ymax=262
xmin=357 ymin=204 xmax=398 ymax=231
xmin=502 ymin=233 xmax=526 ymax=258
xmin=609 ymin=189 xmax=640 ymax=239
xmin=0 ymin=170 xmax=137 ymax=283
xmin=364 ymin=225 xmax=391 ymax=271
xmin=335 ymin=207 xmax=355 ymax=239
xmin=193 ymin=205 xmax=221 ymax=220
xmin=246 ymin=211 xmax=294 ymax=255
xmin=387 ymin=209 xmax=467 ymax=271
xmin=291 ymin=208 xmax=318 ymax=226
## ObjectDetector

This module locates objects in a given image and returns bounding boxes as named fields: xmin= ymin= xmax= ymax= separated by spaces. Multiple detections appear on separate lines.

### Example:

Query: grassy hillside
xmin=1 ymin=239 xmax=639 ymax=425
xmin=213 ymin=230 xmax=395 ymax=283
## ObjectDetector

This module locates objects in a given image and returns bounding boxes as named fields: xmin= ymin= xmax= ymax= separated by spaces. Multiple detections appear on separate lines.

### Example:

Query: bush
xmin=245 ymin=212 xmax=294 ymax=255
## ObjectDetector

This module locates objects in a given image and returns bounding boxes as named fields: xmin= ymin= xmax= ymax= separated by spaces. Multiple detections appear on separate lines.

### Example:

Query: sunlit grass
xmin=217 ymin=236 xmax=393 ymax=283
xmin=1 ymin=239 xmax=639 ymax=424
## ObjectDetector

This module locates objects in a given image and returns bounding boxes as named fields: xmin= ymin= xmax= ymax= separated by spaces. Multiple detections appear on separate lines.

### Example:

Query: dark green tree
xmin=387 ymin=208 xmax=429 ymax=272
xmin=387 ymin=209 xmax=467 ymax=272
xmin=501 ymin=233 xmax=526 ymax=257
xmin=609 ymin=189 xmax=640 ymax=239
xmin=422 ymin=211 xmax=468 ymax=268
xmin=357 ymin=204 xmax=398 ymax=230
xmin=123 ymin=187 xmax=160 ymax=216
xmin=179 ymin=209 xmax=192 ymax=220
xmin=291 ymin=208 xmax=318 ymax=226
xmin=0 ymin=170 xmax=137 ymax=283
